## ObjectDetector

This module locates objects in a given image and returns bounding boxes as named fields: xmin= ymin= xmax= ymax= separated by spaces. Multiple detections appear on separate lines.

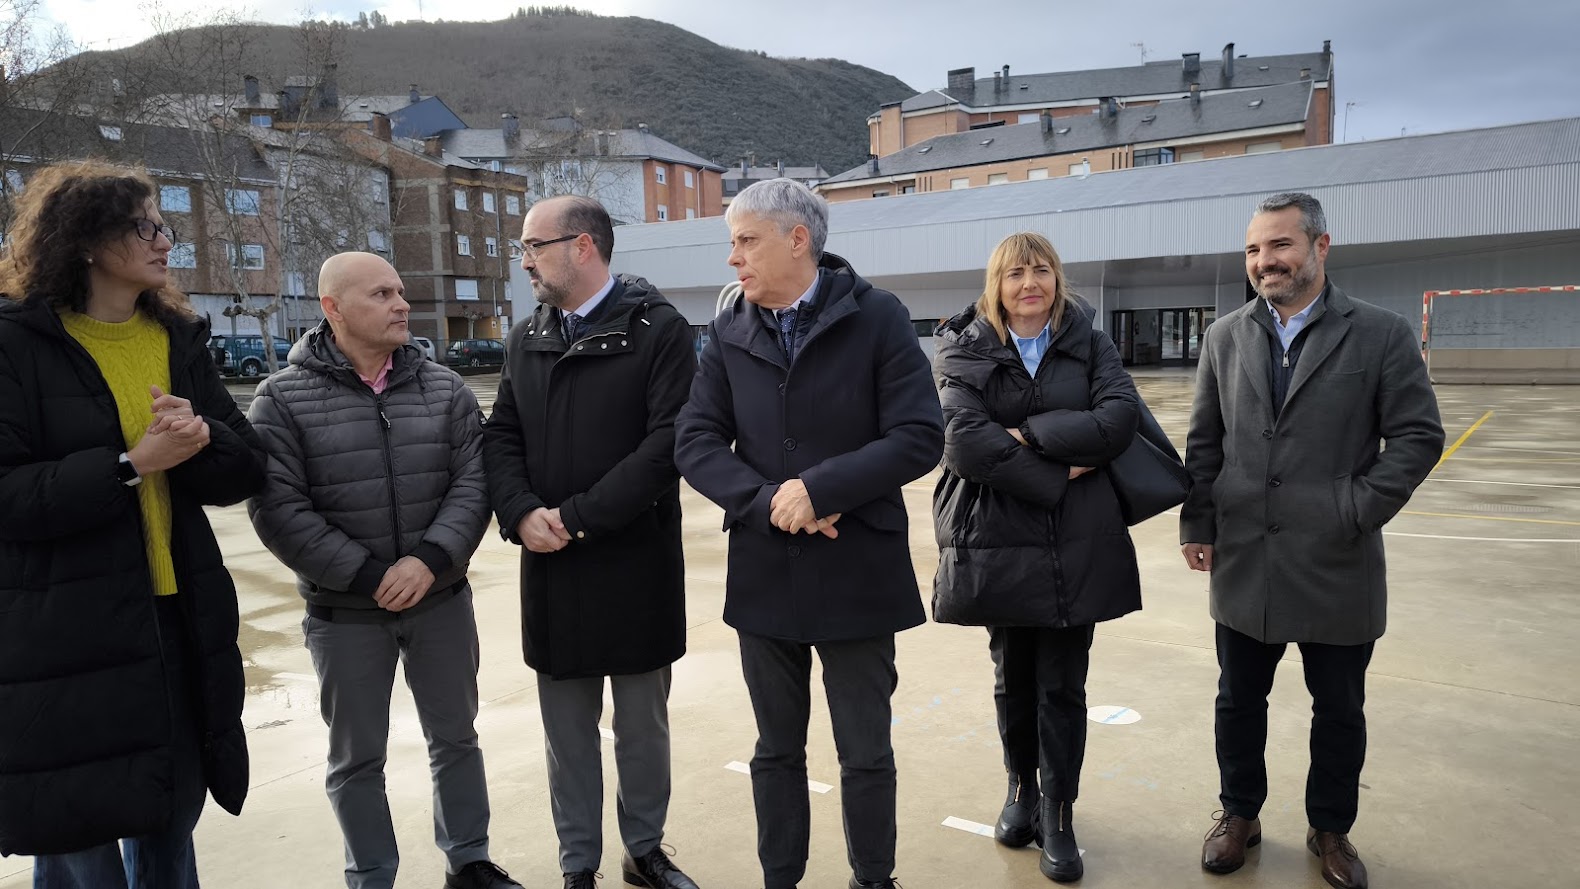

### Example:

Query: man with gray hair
xmin=675 ymin=179 xmax=943 ymax=889
xmin=1181 ymin=194 xmax=1442 ymax=889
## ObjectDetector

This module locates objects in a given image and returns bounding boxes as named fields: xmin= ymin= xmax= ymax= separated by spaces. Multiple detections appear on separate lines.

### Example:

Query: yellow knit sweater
xmin=61 ymin=310 xmax=178 ymax=596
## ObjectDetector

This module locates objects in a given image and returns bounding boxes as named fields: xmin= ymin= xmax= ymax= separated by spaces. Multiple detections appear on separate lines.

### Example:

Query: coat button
xmin=1261 ymin=429 xmax=1273 ymax=440
xmin=1269 ymin=524 xmax=1281 ymax=534
xmin=576 ymin=344 xmax=584 ymax=350
xmin=1268 ymin=478 xmax=1281 ymax=487
xmin=621 ymin=340 xmax=628 ymax=346
xmin=576 ymin=531 xmax=585 ymax=539
xmin=601 ymin=343 xmax=608 ymax=350
xmin=788 ymin=545 xmax=802 ymax=557
xmin=784 ymin=438 xmax=797 ymax=451
xmin=778 ymin=383 xmax=786 ymax=395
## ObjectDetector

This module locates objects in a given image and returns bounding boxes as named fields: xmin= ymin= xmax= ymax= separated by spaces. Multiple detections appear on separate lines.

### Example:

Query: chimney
xmin=409 ymin=84 xmax=421 ymax=103
xmin=947 ymin=66 xmax=975 ymax=100
xmin=1001 ymin=64 xmax=1010 ymax=83
xmin=777 ymin=159 xmax=784 ymax=177
xmin=1323 ymin=39 xmax=1332 ymax=57
xmin=318 ymin=63 xmax=338 ymax=110
xmin=868 ymin=155 xmax=879 ymax=175
xmin=1221 ymin=43 xmax=1235 ymax=80
xmin=595 ymin=131 xmax=609 ymax=155
xmin=993 ymin=71 xmax=1002 ymax=95
xmin=1040 ymin=110 xmax=1053 ymax=134
xmin=423 ymin=135 xmax=443 ymax=158
xmin=501 ymin=112 xmax=519 ymax=144
xmin=637 ymin=122 xmax=649 ymax=133
xmin=1190 ymin=82 xmax=1201 ymax=105
xmin=1100 ymin=96 xmax=1118 ymax=119
xmin=243 ymin=74 xmax=260 ymax=104
xmin=369 ymin=112 xmax=391 ymax=141
xmin=1182 ymin=53 xmax=1201 ymax=79
xmin=276 ymin=89 xmax=296 ymax=120
xmin=1300 ymin=67 xmax=1311 ymax=79
xmin=740 ymin=157 xmax=748 ymax=176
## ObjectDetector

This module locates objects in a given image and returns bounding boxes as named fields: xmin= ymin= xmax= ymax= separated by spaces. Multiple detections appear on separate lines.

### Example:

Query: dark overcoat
xmin=1180 ymin=283 xmax=1444 ymax=645
xmin=675 ymin=254 xmax=944 ymax=643
xmin=932 ymin=304 xmax=1143 ymax=628
xmin=0 ymin=297 xmax=264 ymax=855
xmin=485 ymin=277 xmax=696 ymax=679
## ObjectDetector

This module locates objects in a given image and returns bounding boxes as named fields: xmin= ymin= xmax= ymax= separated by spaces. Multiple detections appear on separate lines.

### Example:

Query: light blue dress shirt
xmin=1269 ymin=291 xmax=1323 ymax=353
xmin=1011 ymin=323 xmax=1052 ymax=376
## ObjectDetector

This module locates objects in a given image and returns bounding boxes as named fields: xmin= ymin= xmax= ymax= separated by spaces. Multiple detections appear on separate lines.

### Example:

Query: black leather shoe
xmin=848 ymin=878 xmax=901 ymax=889
xmin=564 ymin=872 xmax=599 ymax=889
xmin=995 ymin=774 xmax=1041 ymax=848
xmin=1038 ymin=799 xmax=1083 ymax=883
xmin=445 ymin=861 xmax=524 ymax=888
xmin=622 ymin=846 xmax=699 ymax=889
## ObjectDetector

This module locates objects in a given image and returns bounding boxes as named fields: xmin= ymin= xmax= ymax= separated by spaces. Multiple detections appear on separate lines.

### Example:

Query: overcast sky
xmin=43 ymin=0 xmax=1580 ymax=143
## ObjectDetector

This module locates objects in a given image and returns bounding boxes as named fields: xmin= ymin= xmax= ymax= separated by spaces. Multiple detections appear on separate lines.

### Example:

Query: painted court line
xmin=725 ymin=761 xmax=832 ymax=794
xmin=1424 ymin=478 xmax=1580 ymax=491
xmin=1385 ymin=531 xmax=1580 ymax=543
xmin=1435 ymin=410 xmax=1494 ymax=470
xmin=1401 ymin=510 xmax=1580 ymax=528
xmin=941 ymin=817 xmax=1085 ymax=855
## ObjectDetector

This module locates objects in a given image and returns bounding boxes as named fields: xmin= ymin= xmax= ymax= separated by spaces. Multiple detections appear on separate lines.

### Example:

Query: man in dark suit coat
xmin=674 ymin=178 xmax=944 ymax=889
xmin=1181 ymin=193 xmax=1444 ymax=889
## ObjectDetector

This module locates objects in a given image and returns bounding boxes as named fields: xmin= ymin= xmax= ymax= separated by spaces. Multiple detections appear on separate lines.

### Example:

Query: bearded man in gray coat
xmin=1180 ymin=194 xmax=1443 ymax=889
xmin=248 ymin=253 xmax=522 ymax=889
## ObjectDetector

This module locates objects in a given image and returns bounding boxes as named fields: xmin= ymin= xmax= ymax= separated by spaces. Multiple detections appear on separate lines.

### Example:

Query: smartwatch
xmin=116 ymin=452 xmax=143 ymax=487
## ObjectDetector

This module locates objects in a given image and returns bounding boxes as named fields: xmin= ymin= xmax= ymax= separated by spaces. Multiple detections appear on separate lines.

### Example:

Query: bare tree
xmin=0 ymin=0 xmax=90 ymax=231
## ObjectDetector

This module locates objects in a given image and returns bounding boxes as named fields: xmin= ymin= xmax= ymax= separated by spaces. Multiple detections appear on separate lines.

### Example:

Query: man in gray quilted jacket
xmin=248 ymin=252 xmax=522 ymax=889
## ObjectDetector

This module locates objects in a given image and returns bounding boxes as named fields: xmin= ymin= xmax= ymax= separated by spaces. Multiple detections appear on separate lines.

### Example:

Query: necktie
xmin=562 ymin=312 xmax=584 ymax=344
xmin=778 ymin=307 xmax=799 ymax=361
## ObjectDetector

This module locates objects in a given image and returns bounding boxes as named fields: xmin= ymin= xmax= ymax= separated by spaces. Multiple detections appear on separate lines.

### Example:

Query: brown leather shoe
xmin=1307 ymin=829 xmax=1368 ymax=889
xmin=1202 ymin=810 xmax=1261 ymax=874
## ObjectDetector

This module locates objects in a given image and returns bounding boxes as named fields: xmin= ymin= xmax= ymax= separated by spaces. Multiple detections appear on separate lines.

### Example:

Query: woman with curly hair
xmin=0 ymin=161 xmax=265 ymax=888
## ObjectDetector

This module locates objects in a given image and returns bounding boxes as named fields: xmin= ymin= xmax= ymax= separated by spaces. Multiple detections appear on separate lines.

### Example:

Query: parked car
xmin=445 ymin=338 xmax=506 ymax=367
xmin=412 ymin=336 xmax=437 ymax=362
xmin=209 ymin=334 xmax=292 ymax=378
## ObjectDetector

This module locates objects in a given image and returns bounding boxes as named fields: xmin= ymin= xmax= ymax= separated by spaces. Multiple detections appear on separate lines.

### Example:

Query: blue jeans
xmin=34 ymin=596 xmax=208 ymax=889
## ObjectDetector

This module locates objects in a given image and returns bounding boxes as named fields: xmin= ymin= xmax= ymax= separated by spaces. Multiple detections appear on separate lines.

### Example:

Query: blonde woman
xmin=932 ymin=232 xmax=1141 ymax=883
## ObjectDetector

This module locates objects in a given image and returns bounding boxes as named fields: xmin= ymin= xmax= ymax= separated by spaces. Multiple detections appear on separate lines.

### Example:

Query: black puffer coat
xmin=932 ymin=303 xmax=1142 ymax=628
xmin=0 ymin=297 xmax=264 ymax=855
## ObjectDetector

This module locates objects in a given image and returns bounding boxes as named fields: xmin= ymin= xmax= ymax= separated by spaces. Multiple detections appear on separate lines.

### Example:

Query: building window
xmin=686 ymin=208 xmax=695 ymax=219
xmin=504 ymin=165 xmax=521 ymax=175
xmin=482 ymin=192 xmax=496 ymax=213
xmin=456 ymin=234 xmax=472 ymax=256
xmin=987 ymin=173 xmax=1009 ymax=186
xmin=99 ymin=125 xmax=122 ymax=141
xmin=489 ymin=160 xmax=502 ymax=172
xmin=1178 ymin=150 xmax=1206 ymax=162
xmin=656 ymin=204 xmax=668 ymax=221
xmin=225 ymin=189 xmax=261 ymax=215
xmin=558 ymin=159 xmax=582 ymax=181
xmin=1245 ymin=141 xmax=1283 ymax=155
xmin=506 ymin=195 xmax=521 ymax=215
xmin=285 ymin=272 xmax=308 ymax=295
xmin=250 ymin=114 xmax=272 ymax=127
xmin=485 ymin=237 xmax=498 ymax=257
xmin=1133 ymin=147 xmax=1175 ymax=167
xmin=456 ymin=279 xmax=479 ymax=301
xmin=949 ymin=177 xmax=969 ymax=190
xmin=159 ymin=185 xmax=192 ymax=212
xmin=368 ymin=230 xmax=388 ymax=253
xmin=901 ymin=185 xmax=916 ymax=194
xmin=1027 ymin=168 xmax=1049 ymax=180
xmin=229 ymin=243 xmax=264 ymax=270
xmin=685 ymin=169 xmax=695 ymax=188
xmin=168 ymin=243 xmax=197 ymax=269
xmin=4 ymin=169 xmax=22 ymax=193
xmin=655 ymin=165 xmax=667 ymax=185
xmin=1017 ymin=112 xmax=1040 ymax=124
xmin=871 ymin=190 xmax=890 ymax=198
xmin=1069 ymin=163 xmax=1086 ymax=176
xmin=454 ymin=188 xmax=468 ymax=210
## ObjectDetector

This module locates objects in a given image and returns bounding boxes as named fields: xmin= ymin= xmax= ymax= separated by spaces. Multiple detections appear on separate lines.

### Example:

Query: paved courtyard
xmin=4 ymin=372 xmax=1577 ymax=888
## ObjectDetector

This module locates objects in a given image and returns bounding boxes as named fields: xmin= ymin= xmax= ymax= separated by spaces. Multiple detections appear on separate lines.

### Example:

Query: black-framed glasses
xmin=131 ymin=218 xmax=176 ymax=243
xmin=519 ymin=232 xmax=581 ymax=260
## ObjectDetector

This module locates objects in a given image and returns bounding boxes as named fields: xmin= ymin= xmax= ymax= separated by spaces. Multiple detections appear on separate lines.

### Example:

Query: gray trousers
xmin=537 ymin=666 xmax=673 ymax=874
xmin=303 ymin=589 xmax=492 ymax=889
xmin=737 ymin=631 xmax=899 ymax=889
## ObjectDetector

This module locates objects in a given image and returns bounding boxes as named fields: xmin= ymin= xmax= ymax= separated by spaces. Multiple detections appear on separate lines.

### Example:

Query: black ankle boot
xmin=994 ymin=774 xmax=1040 ymax=848
xmin=1038 ymin=799 xmax=1082 ymax=882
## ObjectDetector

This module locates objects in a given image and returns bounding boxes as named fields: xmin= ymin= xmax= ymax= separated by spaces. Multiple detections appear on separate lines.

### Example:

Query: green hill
xmin=69 ymin=10 xmax=914 ymax=173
